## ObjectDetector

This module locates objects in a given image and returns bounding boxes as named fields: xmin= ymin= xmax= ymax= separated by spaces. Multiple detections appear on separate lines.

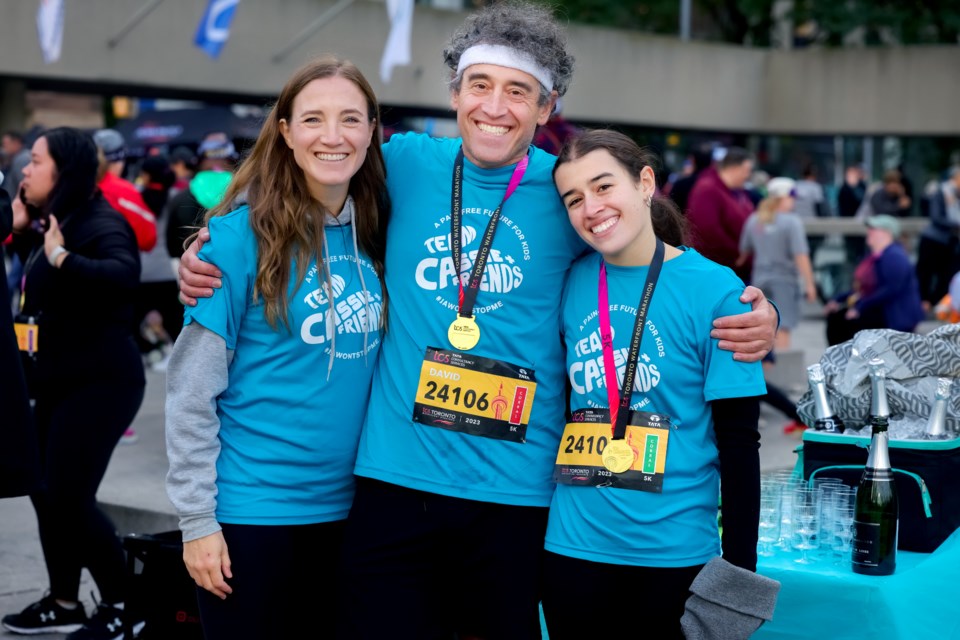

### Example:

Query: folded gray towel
xmin=681 ymin=556 xmax=781 ymax=640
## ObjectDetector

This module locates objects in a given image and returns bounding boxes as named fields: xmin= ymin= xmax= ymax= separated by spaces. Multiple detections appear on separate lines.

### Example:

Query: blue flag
xmin=194 ymin=0 xmax=240 ymax=59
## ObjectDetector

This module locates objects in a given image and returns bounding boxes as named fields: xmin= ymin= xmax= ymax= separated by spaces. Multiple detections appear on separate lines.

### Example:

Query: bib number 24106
xmin=413 ymin=347 xmax=537 ymax=444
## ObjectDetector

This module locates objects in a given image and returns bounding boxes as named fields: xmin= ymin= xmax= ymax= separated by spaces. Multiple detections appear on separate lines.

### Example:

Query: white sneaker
xmin=151 ymin=352 xmax=171 ymax=373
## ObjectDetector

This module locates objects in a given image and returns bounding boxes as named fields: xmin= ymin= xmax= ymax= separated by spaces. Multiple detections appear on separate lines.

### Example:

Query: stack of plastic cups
xmin=812 ymin=477 xmax=845 ymax=557
xmin=758 ymin=478 xmax=782 ymax=557
xmin=791 ymin=486 xmax=824 ymax=564
xmin=770 ymin=469 xmax=803 ymax=553
xmin=830 ymin=487 xmax=858 ymax=564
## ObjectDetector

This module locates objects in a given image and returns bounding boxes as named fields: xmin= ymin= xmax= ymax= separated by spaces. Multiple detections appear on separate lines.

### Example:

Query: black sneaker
xmin=2 ymin=594 xmax=87 ymax=634
xmin=65 ymin=603 xmax=144 ymax=640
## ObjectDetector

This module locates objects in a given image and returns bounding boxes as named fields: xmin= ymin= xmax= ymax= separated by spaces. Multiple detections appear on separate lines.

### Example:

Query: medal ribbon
xmin=18 ymin=246 xmax=46 ymax=313
xmin=598 ymin=237 xmax=665 ymax=440
xmin=450 ymin=148 xmax=529 ymax=318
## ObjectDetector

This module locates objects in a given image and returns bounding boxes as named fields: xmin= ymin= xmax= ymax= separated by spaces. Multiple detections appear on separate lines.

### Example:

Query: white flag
xmin=36 ymin=0 xmax=64 ymax=64
xmin=380 ymin=0 xmax=414 ymax=84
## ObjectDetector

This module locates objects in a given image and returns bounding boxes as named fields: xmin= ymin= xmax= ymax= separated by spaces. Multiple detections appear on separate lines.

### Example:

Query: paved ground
xmin=1 ymin=309 xmax=939 ymax=637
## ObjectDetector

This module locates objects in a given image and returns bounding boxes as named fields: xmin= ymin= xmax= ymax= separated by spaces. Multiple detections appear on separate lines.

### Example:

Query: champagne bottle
xmin=923 ymin=378 xmax=953 ymax=440
xmin=852 ymin=358 xmax=898 ymax=576
xmin=807 ymin=364 xmax=845 ymax=433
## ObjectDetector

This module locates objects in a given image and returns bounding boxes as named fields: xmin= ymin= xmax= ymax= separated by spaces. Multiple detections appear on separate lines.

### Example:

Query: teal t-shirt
xmin=353 ymin=132 xmax=587 ymax=507
xmin=185 ymin=205 xmax=383 ymax=525
xmin=545 ymin=248 xmax=766 ymax=566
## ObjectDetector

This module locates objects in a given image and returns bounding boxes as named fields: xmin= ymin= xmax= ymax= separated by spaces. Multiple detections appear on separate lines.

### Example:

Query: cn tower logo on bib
xmin=416 ymin=210 xmax=530 ymax=315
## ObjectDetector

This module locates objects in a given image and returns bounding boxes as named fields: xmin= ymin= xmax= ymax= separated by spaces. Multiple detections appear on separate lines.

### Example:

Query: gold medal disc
xmin=603 ymin=439 xmax=636 ymax=474
xmin=448 ymin=315 xmax=480 ymax=351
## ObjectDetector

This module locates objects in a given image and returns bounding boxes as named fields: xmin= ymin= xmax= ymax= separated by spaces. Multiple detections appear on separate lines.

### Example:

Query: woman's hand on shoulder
xmin=182 ymin=530 xmax=233 ymax=599
xmin=710 ymin=285 xmax=777 ymax=362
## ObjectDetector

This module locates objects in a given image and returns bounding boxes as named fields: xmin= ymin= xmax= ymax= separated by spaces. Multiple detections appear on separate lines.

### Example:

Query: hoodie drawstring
xmin=321 ymin=196 xmax=374 ymax=380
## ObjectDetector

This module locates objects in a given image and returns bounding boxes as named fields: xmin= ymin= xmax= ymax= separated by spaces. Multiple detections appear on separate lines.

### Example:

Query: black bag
xmin=801 ymin=430 xmax=960 ymax=553
xmin=123 ymin=531 xmax=203 ymax=640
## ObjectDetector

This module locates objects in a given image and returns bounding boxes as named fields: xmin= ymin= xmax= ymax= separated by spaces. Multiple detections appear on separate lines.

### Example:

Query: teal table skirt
xmin=754 ymin=527 xmax=960 ymax=640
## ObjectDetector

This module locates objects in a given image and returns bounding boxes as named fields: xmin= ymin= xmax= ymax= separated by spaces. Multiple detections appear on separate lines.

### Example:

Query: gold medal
xmin=448 ymin=315 xmax=480 ymax=351
xmin=603 ymin=439 xmax=636 ymax=474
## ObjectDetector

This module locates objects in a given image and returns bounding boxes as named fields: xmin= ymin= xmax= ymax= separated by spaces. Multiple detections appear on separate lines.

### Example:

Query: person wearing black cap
xmin=92 ymin=128 xmax=157 ymax=251
xmin=168 ymin=145 xmax=197 ymax=194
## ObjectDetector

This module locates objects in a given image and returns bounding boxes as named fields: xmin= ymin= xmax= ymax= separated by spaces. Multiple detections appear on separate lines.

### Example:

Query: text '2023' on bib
xmin=554 ymin=408 xmax=670 ymax=492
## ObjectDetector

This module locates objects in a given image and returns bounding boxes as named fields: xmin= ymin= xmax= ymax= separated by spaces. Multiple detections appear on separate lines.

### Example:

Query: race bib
xmin=553 ymin=408 xmax=670 ymax=492
xmin=413 ymin=347 xmax=537 ymax=443
xmin=14 ymin=318 xmax=39 ymax=355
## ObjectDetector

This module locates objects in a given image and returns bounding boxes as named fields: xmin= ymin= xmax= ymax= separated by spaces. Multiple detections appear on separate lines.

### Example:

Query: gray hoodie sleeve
xmin=165 ymin=321 xmax=234 ymax=543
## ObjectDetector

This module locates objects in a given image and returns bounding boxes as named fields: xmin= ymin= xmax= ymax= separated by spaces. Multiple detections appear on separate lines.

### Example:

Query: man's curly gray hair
xmin=442 ymin=1 xmax=575 ymax=103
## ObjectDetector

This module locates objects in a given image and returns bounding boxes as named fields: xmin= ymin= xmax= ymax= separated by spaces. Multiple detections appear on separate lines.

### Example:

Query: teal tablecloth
xmin=754 ymin=527 xmax=960 ymax=639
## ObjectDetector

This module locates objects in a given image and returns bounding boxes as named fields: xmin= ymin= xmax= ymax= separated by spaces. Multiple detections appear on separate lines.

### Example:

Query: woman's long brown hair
xmin=207 ymin=56 xmax=389 ymax=330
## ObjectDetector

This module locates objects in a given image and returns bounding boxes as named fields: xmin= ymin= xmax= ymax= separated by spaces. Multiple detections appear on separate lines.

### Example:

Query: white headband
xmin=456 ymin=44 xmax=554 ymax=92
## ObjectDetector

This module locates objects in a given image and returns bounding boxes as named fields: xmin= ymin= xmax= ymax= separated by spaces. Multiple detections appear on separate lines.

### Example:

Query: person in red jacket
xmin=92 ymin=129 xmax=156 ymax=251
xmin=687 ymin=147 xmax=755 ymax=283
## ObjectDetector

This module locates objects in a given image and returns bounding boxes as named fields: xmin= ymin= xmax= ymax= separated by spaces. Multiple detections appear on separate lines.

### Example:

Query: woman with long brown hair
xmin=164 ymin=55 xmax=387 ymax=639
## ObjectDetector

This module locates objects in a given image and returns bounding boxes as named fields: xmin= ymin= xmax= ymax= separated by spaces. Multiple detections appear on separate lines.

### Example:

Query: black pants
xmin=915 ymin=236 xmax=960 ymax=306
xmin=763 ymin=382 xmax=799 ymax=422
xmin=339 ymin=478 xmax=549 ymax=640
xmin=196 ymin=521 xmax=345 ymax=640
xmin=825 ymin=306 xmax=886 ymax=347
xmin=31 ymin=380 xmax=145 ymax=604
xmin=541 ymin=552 xmax=703 ymax=640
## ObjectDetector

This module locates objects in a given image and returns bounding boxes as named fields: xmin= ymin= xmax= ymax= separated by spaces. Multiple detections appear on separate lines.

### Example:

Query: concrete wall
xmin=762 ymin=47 xmax=960 ymax=135
xmin=0 ymin=0 xmax=958 ymax=135
xmin=559 ymin=26 xmax=770 ymax=132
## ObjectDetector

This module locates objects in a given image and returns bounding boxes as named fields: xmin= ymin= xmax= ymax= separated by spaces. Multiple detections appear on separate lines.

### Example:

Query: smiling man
xmin=338 ymin=7 xmax=582 ymax=637
xmin=339 ymin=4 xmax=772 ymax=638
xmin=176 ymin=2 xmax=777 ymax=637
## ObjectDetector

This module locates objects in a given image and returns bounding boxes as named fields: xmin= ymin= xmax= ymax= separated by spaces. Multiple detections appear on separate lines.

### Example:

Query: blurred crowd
xmin=658 ymin=142 xmax=960 ymax=435
xmin=4 ymin=125 xmax=960 ymax=376
xmin=3 ymin=126 xmax=239 ymax=378
xmin=660 ymin=142 xmax=960 ymax=339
